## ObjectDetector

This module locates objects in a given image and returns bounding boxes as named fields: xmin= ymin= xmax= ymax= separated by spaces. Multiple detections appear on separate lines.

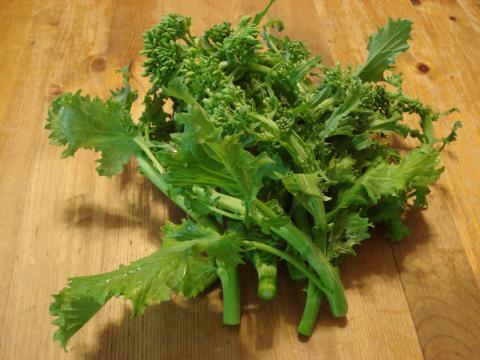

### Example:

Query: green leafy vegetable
xmin=355 ymin=18 xmax=412 ymax=81
xmin=46 ymin=0 xmax=460 ymax=349
xmin=46 ymin=92 xmax=140 ymax=177
xmin=51 ymin=219 xmax=240 ymax=349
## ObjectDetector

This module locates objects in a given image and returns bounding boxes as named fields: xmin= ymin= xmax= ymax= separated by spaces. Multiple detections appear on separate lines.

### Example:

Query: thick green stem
xmin=293 ymin=202 xmax=327 ymax=329
xmin=288 ymin=136 xmax=329 ymax=328
xmin=249 ymin=112 xmax=280 ymax=135
xmin=298 ymin=282 xmax=324 ymax=336
xmin=278 ymin=223 xmax=348 ymax=317
xmin=207 ymin=206 xmax=244 ymax=220
xmin=217 ymin=266 xmax=241 ymax=325
xmin=288 ymin=203 xmax=310 ymax=280
xmin=291 ymin=200 xmax=312 ymax=237
xmin=211 ymin=190 xmax=347 ymax=317
xmin=252 ymin=251 xmax=277 ymax=300
xmin=247 ymin=63 xmax=276 ymax=77
xmin=135 ymin=154 xmax=218 ymax=230
xmin=258 ymin=53 xmax=282 ymax=66
xmin=314 ymin=96 xmax=335 ymax=115
xmin=133 ymin=136 xmax=165 ymax=173
xmin=421 ymin=114 xmax=434 ymax=144
xmin=255 ymin=201 xmax=347 ymax=317
xmin=135 ymin=154 xmax=181 ymax=207
xmin=243 ymin=241 xmax=324 ymax=290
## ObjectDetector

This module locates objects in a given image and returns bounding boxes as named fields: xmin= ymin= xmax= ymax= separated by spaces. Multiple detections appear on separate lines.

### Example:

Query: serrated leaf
xmin=333 ymin=146 xmax=441 ymax=211
xmin=328 ymin=212 xmax=372 ymax=259
xmin=163 ymin=219 xmax=243 ymax=268
xmin=283 ymin=173 xmax=327 ymax=198
xmin=440 ymin=120 xmax=462 ymax=149
xmin=356 ymin=18 xmax=412 ymax=82
xmin=50 ymin=220 xmax=241 ymax=350
xmin=110 ymin=67 xmax=139 ymax=110
xmin=327 ymin=156 xmax=357 ymax=185
xmin=50 ymin=244 xmax=214 ymax=349
xmin=46 ymin=92 xmax=139 ymax=177
xmin=412 ymin=186 xmax=430 ymax=208
xmin=319 ymin=86 xmax=363 ymax=140
xmin=369 ymin=196 xmax=411 ymax=241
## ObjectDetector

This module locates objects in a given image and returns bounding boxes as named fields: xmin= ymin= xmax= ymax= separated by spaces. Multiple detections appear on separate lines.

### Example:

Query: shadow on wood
xmin=340 ymin=208 xmax=431 ymax=290
xmin=61 ymin=172 xmax=183 ymax=245
xmin=81 ymin=291 xmax=250 ymax=360
xmin=80 ymin=265 xmax=302 ymax=360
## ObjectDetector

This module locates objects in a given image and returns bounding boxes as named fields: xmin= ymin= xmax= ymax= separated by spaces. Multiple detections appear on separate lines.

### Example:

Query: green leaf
xmin=355 ymin=18 xmax=412 ymax=82
xmin=327 ymin=156 xmax=357 ymax=185
xmin=164 ymin=135 xmax=274 ymax=214
xmin=440 ymin=120 xmax=462 ymax=150
xmin=253 ymin=0 xmax=276 ymax=25
xmin=412 ymin=186 xmax=430 ymax=208
xmin=282 ymin=173 xmax=327 ymax=198
xmin=384 ymin=218 xmax=411 ymax=241
xmin=161 ymin=102 xmax=275 ymax=215
xmin=162 ymin=219 xmax=243 ymax=268
xmin=333 ymin=146 xmax=441 ymax=211
xmin=46 ymin=92 xmax=139 ymax=177
xmin=110 ymin=67 xmax=139 ymax=110
xmin=282 ymin=172 xmax=329 ymax=230
xmin=287 ymin=56 xmax=322 ymax=87
xmin=50 ymin=220 xmax=241 ymax=349
xmin=139 ymin=91 xmax=174 ymax=142
xmin=50 ymin=244 xmax=213 ymax=349
xmin=181 ymin=186 xmax=221 ymax=219
xmin=319 ymin=86 xmax=364 ymax=140
xmin=253 ymin=199 xmax=290 ymax=234
xmin=352 ymin=132 xmax=374 ymax=150
xmin=369 ymin=196 xmax=411 ymax=241
xmin=328 ymin=212 xmax=372 ymax=259
xmin=164 ymin=77 xmax=196 ymax=104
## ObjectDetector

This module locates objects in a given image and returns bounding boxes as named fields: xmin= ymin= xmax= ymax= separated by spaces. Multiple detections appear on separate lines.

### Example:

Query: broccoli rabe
xmin=46 ymin=0 xmax=460 ymax=349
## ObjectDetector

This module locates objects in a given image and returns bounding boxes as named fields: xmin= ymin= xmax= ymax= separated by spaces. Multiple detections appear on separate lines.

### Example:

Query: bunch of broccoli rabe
xmin=47 ymin=0 xmax=461 ymax=348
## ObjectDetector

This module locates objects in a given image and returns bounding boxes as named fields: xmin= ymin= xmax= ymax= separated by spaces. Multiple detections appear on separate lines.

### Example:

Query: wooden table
xmin=1 ymin=1 xmax=479 ymax=359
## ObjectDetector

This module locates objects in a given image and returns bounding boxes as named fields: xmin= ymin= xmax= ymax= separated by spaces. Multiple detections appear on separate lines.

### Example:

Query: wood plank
xmin=0 ymin=1 xmax=479 ymax=359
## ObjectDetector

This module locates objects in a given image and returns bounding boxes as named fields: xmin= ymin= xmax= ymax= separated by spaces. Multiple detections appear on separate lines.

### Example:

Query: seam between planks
xmin=390 ymin=244 xmax=426 ymax=360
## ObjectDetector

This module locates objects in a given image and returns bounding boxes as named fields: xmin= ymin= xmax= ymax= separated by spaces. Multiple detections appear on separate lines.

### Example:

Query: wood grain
xmin=0 ymin=1 xmax=479 ymax=359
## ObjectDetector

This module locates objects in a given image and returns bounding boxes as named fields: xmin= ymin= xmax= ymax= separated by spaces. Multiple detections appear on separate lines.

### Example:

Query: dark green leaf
xmin=356 ymin=18 xmax=412 ymax=82
xmin=319 ymin=86 xmax=363 ymax=140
